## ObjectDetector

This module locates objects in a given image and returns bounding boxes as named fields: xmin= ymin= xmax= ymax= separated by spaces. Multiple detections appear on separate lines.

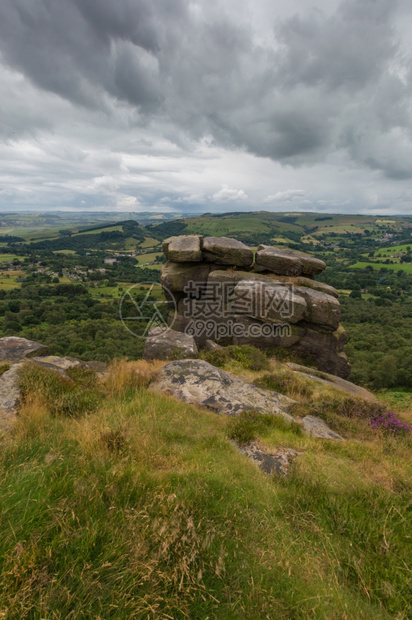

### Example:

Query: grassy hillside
xmin=0 ymin=356 xmax=411 ymax=618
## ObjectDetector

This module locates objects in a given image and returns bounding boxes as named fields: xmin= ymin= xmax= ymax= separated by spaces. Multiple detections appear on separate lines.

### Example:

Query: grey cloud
xmin=0 ymin=0 xmax=412 ymax=210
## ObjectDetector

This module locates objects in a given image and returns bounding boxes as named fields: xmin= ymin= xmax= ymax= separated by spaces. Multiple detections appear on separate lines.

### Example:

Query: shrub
xmin=228 ymin=410 xmax=302 ymax=444
xmin=201 ymin=345 xmax=269 ymax=371
xmin=200 ymin=348 xmax=230 ymax=368
xmin=226 ymin=345 xmax=270 ymax=371
xmin=306 ymin=396 xmax=385 ymax=421
xmin=256 ymin=372 xmax=314 ymax=399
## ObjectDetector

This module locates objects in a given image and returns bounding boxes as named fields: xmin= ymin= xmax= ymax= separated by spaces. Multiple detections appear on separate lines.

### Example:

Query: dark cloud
xmin=0 ymin=0 xmax=412 ymax=211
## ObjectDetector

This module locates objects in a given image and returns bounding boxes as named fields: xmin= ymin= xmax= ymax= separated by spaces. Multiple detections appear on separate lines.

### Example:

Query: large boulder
xmin=162 ymin=235 xmax=203 ymax=262
xmin=202 ymin=237 xmax=253 ymax=268
xmin=149 ymin=359 xmax=295 ymax=419
xmin=0 ymin=337 xmax=48 ymax=364
xmin=144 ymin=327 xmax=198 ymax=361
xmin=255 ymin=246 xmax=326 ymax=277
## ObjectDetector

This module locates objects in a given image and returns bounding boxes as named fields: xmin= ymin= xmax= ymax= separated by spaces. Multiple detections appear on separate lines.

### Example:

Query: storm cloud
xmin=0 ymin=0 xmax=412 ymax=212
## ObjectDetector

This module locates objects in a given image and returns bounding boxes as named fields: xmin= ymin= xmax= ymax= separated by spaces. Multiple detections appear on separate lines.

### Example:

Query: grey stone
xmin=232 ymin=316 xmax=303 ymax=349
xmin=149 ymin=359 xmax=295 ymax=418
xmin=0 ymin=363 xmax=24 ymax=421
xmin=290 ymin=325 xmax=351 ymax=378
xmin=0 ymin=337 xmax=48 ymax=364
xmin=163 ymin=235 xmax=203 ymax=262
xmin=236 ymin=442 xmax=300 ymax=475
xmin=144 ymin=327 xmax=198 ymax=361
xmin=202 ymin=237 xmax=253 ymax=267
xmin=161 ymin=261 xmax=211 ymax=293
xmin=255 ymin=246 xmax=326 ymax=276
xmin=232 ymin=280 xmax=307 ymax=324
xmin=286 ymin=363 xmax=377 ymax=402
xmin=204 ymin=340 xmax=223 ymax=351
xmin=302 ymin=415 xmax=343 ymax=440
xmin=295 ymin=287 xmax=341 ymax=330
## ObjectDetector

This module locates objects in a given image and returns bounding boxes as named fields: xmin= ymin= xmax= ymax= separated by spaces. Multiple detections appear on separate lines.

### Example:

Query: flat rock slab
xmin=163 ymin=235 xmax=203 ymax=262
xmin=144 ymin=328 xmax=198 ymax=361
xmin=286 ymin=362 xmax=377 ymax=402
xmin=255 ymin=246 xmax=326 ymax=277
xmin=202 ymin=237 xmax=253 ymax=268
xmin=302 ymin=415 xmax=343 ymax=440
xmin=237 ymin=442 xmax=300 ymax=475
xmin=149 ymin=359 xmax=295 ymax=418
xmin=0 ymin=337 xmax=48 ymax=364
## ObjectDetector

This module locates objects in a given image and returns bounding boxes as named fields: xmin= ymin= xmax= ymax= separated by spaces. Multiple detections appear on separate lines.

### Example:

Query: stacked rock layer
xmin=160 ymin=235 xmax=350 ymax=378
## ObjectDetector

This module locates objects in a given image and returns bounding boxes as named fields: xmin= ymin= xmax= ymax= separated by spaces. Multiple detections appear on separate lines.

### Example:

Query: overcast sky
xmin=1 ymin=0 xmax=412 ymax=215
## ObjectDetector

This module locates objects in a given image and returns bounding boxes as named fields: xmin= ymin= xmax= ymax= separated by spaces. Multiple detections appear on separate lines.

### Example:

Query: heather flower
xmin=370 ymin=411 xmax=411 ymax=436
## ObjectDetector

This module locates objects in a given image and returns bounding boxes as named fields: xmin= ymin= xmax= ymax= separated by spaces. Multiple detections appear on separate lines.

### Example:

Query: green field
xmin=352 ymin=261 xmax=412 ymax=273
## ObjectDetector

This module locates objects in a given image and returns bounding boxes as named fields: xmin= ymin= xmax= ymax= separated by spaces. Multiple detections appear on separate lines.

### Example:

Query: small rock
xmin=237 ymin=442 xmax=300 ymax=475
xmin=204 ymin=339 xmax=223 ymax=351
xmin=302 ymin=415 xmax=343 ymax=440
xmin=144 ymin=327 xmax=198 ymax=361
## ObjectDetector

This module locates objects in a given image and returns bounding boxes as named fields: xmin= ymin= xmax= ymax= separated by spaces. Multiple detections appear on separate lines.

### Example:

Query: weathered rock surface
xmin=163 ymin=235 xmax=203 ymax=262
xmin=302 ymin=415 xmax=343 ymax=440
xmin=236 ymin=442 xmax=300 ymax=475
xmin=0 ymin=363 xmax=24 ymax=420
xmin=159 ymin=236 xmax=350 ymax=378
xmin=296 ymin=287 xmax=341 ymax=330
xmin=232 ymin=280 xmax=307 ymax=324
xmin=161 ymin=261 xmax=211 ymax=293
xmin=255 ymin=246 xmax=326 ymax=277
xmin=149 ymin=359 xmax=295 ymax=418
xmin=144 ymin=327 xmax=198 ymax=361
xmin=289 ymin=326 xmax=350 ymax=378
xmin=202 ymin=236 xmax=253 ymax=267
xmin=287 ymin=363 xmax=377 ymax=401
xmin=0 ymin=337 xmax=48 ymax=364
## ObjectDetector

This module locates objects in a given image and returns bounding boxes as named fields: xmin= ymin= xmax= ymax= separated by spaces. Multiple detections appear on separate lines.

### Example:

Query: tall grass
xmin=0 ymin=361 xmax=410 ymax=617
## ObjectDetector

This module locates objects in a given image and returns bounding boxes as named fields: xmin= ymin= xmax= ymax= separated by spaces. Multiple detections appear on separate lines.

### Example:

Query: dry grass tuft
xmin=102 ymin=359 xmax=165 ymax=395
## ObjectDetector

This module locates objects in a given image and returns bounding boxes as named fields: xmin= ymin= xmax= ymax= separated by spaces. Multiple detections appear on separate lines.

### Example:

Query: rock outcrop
xmin=159 ymin=236 xmax=350 ymax=378
xmin=0 ymin=336 xmax=48 ymax=363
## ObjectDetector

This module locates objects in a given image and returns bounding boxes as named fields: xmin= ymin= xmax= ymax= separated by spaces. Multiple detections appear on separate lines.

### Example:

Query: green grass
xmin=0 ymin=269 xmax=25 ymax=289
xmin=0 ymin=254 xmax=25 ymax=263
xmin=0 ymin=360 xmax=411 ymax=618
